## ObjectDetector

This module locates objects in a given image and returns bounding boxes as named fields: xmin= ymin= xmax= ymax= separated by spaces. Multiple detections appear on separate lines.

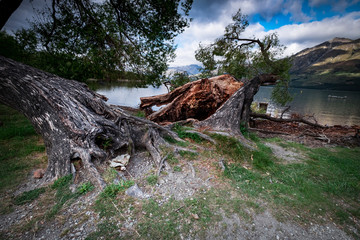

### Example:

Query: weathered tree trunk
xmin=0 ymin=56 xmax=179 ymax=187
xmin=140 ymin=74 xmax=243 ymax=123
xmin=196 ymin=74 xmax=278 ymax=135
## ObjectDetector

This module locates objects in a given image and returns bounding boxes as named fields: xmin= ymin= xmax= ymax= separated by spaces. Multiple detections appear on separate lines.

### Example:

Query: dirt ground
xmin=0 ymin=120 xmax=359 ymax=239
xmin=252 ymin=119 xmax=360 ymax=148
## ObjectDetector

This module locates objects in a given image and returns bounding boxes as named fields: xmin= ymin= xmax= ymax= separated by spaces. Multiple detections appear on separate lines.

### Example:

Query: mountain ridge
xmin=289 ymin=37 xmax=360 ymax=91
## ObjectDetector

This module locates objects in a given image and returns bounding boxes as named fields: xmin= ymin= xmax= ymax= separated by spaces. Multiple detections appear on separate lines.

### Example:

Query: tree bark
xmin=0 ymin=56 xmax=179 ymax=187
xmin=140 ymin=74 xmax=243 ymax=123
xmin=196 ymin=74 xmax=278 ymax=135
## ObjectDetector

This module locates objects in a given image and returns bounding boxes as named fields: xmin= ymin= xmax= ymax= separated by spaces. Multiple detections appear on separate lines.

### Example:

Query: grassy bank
xmin=0 ymin=104 xmax=359 ymax=239
xmin=0 ymin=105 xmax=46 ymax=194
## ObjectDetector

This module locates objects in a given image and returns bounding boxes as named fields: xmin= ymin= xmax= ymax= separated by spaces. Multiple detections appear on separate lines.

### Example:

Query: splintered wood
xmin=140 ymin=74 xmax=243 ymax=123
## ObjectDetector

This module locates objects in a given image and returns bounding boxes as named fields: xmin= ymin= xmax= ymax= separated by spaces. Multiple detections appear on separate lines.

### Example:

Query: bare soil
xmin=253 ymin=119 xmax=360 ymax=148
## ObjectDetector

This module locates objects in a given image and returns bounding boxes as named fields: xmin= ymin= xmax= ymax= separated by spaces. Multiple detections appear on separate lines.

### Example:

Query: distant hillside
xmin=290 ymin=37 xmax=360 ymax=91
xmin=167 ymin=64 xmax=202 ymax=76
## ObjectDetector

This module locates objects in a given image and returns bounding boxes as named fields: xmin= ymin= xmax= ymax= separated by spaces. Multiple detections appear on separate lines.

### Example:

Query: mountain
xmin=167 ymin=64 xmax=202 ymax=76
xmin=289 ymin=37 xmax=360 ymax=91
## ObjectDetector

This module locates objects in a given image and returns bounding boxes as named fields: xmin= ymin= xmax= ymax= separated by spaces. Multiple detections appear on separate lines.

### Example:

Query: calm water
xmin=255 ymin=87 xmax=360 ymax=126
xmin=96 ymin=82 xmax=360 ymax=126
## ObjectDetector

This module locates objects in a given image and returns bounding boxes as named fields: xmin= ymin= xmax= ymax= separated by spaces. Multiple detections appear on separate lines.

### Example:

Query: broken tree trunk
xmin=193 ymin=74 xmax=278 ymax=149
xmin=196 ymin=74 xmax=278 ymax=135
xmin=0 ymin=56 xmax=180 ymax=188
xmin=140 ymin=74 xmax=243 ymax=123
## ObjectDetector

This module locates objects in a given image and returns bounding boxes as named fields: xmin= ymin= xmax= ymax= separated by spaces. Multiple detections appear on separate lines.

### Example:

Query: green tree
xmin=195 ymin=10 xmax=292 ymax=105
xmin=18 ymin=0 xmax=193 ymax=82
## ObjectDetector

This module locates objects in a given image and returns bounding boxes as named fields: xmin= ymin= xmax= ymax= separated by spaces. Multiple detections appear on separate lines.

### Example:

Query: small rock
xmin=110 ymin=154 xmax=130 ymax=169
xmin=191 ymin=213 xmax=199 ymax=220
xmin=33 ymin=169 xmax=45 ymax=179
xmin=125 ymin=184 xmax=150 ymax=199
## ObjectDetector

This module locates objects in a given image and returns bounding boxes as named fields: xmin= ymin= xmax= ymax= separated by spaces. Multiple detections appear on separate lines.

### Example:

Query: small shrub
xmin=77 ymin=182 xmax=94 ymax=194
xmin=135 ymin=111 xmax=145 ymax=118
xmin=52 ymin=175 xmax=73 ymax=189
xmin=100 ymin=180 xmax=134 ymax=198
xmin=173 ymin=166 xmax=182 ymax=172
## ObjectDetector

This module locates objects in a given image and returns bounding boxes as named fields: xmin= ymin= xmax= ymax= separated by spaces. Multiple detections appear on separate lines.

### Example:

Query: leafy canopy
xmin=195 ymin=9 xmax=292 ymax=105
xmin=16 ymin=0 xmax=193 ymax=83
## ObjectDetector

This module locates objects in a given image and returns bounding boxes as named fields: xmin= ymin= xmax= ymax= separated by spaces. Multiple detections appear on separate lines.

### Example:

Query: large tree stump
xmin=140 ymin=74 xmax=243 ymax=123
xmin=0 ymin=56 xmax=179 ymax=188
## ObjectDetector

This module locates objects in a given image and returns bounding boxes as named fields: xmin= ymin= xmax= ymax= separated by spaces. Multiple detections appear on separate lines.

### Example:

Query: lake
xmin=95 ymin=82 xmax=360 ymax=126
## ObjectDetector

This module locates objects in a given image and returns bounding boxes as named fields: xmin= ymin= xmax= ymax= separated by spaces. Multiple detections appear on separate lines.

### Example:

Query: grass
xmin=146 ymin=175 xmax=158 ymax=186
xmin=14 ymin=187 xmax=46 ymax=205
xmin=0 ymin=105 xmax=46 ymax=193
xmin=215 ymin=134 xmax=360 ymax=227
xmin=1 ymin=103 xmax=360 ymax=238
xmin=172 ymin=123 xmax=203 ymax=143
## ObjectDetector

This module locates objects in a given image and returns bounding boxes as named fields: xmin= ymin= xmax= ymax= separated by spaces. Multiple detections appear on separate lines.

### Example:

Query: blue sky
xmin=3 ymin=0 xmax=360 ymax=67
xmin=172 ymin=0 xmax=360 ymax=66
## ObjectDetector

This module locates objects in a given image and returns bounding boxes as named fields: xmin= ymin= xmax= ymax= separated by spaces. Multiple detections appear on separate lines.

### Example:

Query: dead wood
xmin=250 ymin=112 xmax=328 ymax=128
xmin=140 ymin=74 xmax=243 ymax=122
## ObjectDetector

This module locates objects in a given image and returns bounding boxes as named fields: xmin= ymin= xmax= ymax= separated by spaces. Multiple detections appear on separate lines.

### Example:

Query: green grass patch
xmin=14 ymin=187 xmax=46 ymax=205
xmin=146 ymin=175 xmax=158 ymax=186
xmin=178 ymin=150 xmax=198 ymax=160
xmin=173 ymin=166 xmax=182 ymax=172
xmin=221 ymin=135 xmax=360 ymax=228
xmin=47 ymin=175 xmax=95 ymax=219
xmin=164 ymin=136 xmax=189 ymax=147
xmin=0 ymin=105 xmax=46 ymax=193
xmin=172 ymin=123 xmax=203 ymax=143
xmin=99 ymin=180 xmax=134 ymax=199
xmin=135 ymin=111 xmax=145 ymax=118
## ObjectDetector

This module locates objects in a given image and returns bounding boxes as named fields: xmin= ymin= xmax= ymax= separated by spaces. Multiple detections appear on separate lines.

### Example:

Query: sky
xmin=3 ymin=0 xmax=360 ymax=67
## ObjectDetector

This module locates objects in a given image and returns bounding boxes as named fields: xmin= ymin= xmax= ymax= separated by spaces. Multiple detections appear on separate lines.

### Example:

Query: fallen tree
xmin=140 ymin=74 xmax=243 ymax=123
xmin=0 ymin=56 xmax=182 ymax=188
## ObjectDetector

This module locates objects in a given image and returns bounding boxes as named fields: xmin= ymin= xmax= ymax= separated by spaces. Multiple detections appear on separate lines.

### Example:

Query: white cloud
xmin=170 ymin=18 xmax=231 ymax=66
xmin=171 ymin=11 xmax=360 ymax=66
xmin=229 ymin=0 xmax=284 ymax=21
xmin=270 ymin=11 xmax=360 ymax=54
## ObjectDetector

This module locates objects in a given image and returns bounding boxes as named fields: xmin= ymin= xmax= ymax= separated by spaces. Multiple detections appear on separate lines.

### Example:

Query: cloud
xmin=171 ymin=11 xmax=360 ymax=66
xmin=309 ymin=0 xmax=360 ymax=11
xmin=229 ymin=0 xmax=284 ymax=21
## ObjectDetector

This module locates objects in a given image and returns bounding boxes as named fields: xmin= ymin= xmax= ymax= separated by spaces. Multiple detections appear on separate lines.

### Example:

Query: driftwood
xmin=140 ymin=74 xmax=243 ymax=122
xmin=250 ymin=112 xmax=328 ymax=128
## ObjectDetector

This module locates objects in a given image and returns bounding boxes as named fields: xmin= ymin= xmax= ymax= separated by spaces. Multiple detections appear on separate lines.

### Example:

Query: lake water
xmin=96 ymin=82 xmax=360 ymax=126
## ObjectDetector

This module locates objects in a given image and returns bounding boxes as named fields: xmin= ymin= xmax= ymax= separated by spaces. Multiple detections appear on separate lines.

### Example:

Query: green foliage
xmin=47 ymin=175 xmax=76 ymax=219
xmin=51 ymin=175 xmax=73 ymax=189
xmin=221 ymin=136 xmax=360 ymax=225
xmin=178 ymin=150 xmax=198 ymax=160
xmin=95 ymin=135 xmax=113 ymax=150
xmin=0 ymin=105 xmax=45 ymax=193
xmin=172 ymin=123 xmax=203 ymax=143
xmin=195 ymin=9 xmax=292 ymax=106
xmin=167 ymin=72 xmax=191 ymax=90
xmin=14 ymin=187 xmax=46 ymax=205
xmin=135 ymin=111 xmax=146 ymax=118
xmin=77 ymin=182 xmax=94 ymax=194
xmin=173 ymin=166 xmax=182 ymax=172
xmin=167 ymin=153 xmax=179 ymax=165
xmin=146 ymin=175 xmax=158 ymax=186
xmin=11 ymin=0 xmax=192 ymax=83
xmin=100 ymin=180 xmax=134 ymax=199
